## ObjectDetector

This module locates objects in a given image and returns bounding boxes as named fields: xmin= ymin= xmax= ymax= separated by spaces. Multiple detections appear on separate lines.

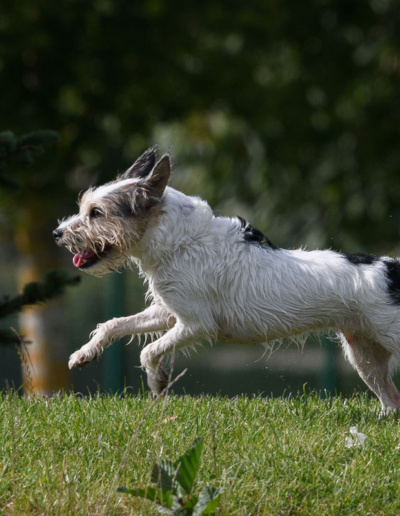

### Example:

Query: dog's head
xmin=53 ymin=148 xmax=170 ymax=275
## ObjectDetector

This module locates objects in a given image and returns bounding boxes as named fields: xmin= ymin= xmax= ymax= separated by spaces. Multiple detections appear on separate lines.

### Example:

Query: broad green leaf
xmin=154 ymin=504 xmax=177 ymax=516
xmin=193 ymin=486 xmax=222 ymax=516
xmin=151 ymin=459 xmax=178 ymax=494
xmin=183 ymin=494 xmax=198 ymax=510
xmin=174 ymin=438 xmax=204 ymax=495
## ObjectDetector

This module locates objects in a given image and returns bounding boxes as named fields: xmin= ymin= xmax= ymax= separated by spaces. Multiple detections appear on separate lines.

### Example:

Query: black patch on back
xmin=344 ymin=252 xmax=378 ymax=266
xmin=384 ymin=259 xmax=400 ymax=305
xmin=238 ymin=216 xmax=278 ymax=250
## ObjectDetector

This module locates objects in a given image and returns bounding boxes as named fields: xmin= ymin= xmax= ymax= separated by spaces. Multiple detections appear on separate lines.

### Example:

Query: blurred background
xmin=1 ymin=0 xmax=400 ymax=397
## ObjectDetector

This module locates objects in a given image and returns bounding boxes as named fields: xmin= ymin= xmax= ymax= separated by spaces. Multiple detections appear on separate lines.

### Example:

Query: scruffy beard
xmin=59 ymin=220 xmax=139 ymax=276
xmin=71 ymin=246 xmax=130 ymax=276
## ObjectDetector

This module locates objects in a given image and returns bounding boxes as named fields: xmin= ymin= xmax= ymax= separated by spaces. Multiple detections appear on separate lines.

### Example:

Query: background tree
xmin=0 ymin=130 xmax=79 ymax=392
xmin=1 ymin=0 xmax=400 ymax=392
xmin=2 ymin=1 xmax=400 ymax=250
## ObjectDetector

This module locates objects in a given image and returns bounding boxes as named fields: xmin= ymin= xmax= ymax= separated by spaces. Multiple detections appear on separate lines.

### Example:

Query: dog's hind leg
xmin=340 ymin=332 xmax=400 ymax=414
xmin=140 ymin=321 xmax=201 ymax=395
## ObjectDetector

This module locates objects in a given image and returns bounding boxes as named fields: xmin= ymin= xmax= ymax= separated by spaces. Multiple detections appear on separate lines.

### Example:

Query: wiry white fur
xmin=140 ymin=188 xmax=399 ymax=349
xmin=55 ymin=149 xmax=400 ymax=414
xmin=89 ymin=177 xmax=140 ymax=201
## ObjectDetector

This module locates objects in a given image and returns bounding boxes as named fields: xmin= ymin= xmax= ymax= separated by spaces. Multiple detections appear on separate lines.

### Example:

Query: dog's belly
xmin=216 ymin=325 xmax=330 ymax=346
xmin=214 ymin=305 xmax=358 ymax=345
xmin=215 ymin=320 xmax=291 ymax=345
xmin=217 ymin=331 xmax=265 ymax=345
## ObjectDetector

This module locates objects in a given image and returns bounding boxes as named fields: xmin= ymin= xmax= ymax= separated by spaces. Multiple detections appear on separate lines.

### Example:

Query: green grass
xmin=1 ymin=391 xmax=400 ymax=515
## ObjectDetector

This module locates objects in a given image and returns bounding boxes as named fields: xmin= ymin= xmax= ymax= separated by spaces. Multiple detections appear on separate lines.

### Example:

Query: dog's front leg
xmin=140 ymin=322 xmax=200 ymax=395
xmin=68 ymin=304 xmax=175 ymax=369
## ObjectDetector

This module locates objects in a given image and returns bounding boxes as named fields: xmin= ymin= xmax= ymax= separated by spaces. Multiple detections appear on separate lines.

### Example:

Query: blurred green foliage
xmin=0 ymin=130 xmax=58 ymax=188
xmin=2 ymin=0 xmax=400 ymax=251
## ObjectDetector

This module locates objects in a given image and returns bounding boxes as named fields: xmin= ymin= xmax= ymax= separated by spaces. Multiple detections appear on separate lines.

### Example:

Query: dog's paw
xmin=146 ymin=365 xmax=169 ymax=396
xmin=68 ymin=343 xmax=101 ymax=369
xmin=140 ymin=347 xmax=168 ymax=395
xmin=140 ymin=346 xmax=157 ymax=371
xmin=68 ymin=350 xmax=90 ymax=369
xmin=68 ymin=325 xmax=109 ymax=369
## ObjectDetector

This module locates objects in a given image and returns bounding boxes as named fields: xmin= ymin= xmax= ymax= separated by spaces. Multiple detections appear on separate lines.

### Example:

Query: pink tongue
xmin=73 ymin=249 xmax=96 ymax=268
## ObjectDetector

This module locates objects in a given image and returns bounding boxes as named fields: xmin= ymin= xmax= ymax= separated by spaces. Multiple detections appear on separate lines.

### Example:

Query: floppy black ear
xmin=121 ymin=147 xmax=156 ymax=180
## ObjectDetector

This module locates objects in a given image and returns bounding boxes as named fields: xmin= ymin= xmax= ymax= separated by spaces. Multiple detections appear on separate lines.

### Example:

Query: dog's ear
xmin=129 ymin=154 xmax=170 ymax=212
xmin=121 ymin=147 xmax=156 ymax=180
xmin=142 ymin=154 xmax=170 ymax=199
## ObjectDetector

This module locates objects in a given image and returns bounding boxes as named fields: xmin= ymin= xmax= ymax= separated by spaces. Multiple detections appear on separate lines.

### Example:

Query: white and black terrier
xmin=53 ymin=148 xmax=400 ymax=413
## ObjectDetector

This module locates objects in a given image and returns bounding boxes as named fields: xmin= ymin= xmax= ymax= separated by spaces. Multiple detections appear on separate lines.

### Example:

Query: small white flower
xmin=345 ymin=426 xmax=368 ymax=448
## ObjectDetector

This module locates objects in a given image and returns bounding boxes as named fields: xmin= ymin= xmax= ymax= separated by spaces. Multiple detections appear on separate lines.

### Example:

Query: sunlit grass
xmin=1 ymin=391 xmax=399 ymax=514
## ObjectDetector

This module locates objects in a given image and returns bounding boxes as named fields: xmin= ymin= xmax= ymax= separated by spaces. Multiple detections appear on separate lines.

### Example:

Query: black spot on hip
xmin=344 ymin=253 xmax=378 ymax=266
xmin=384 ymin=259 xmax=400 ymax=305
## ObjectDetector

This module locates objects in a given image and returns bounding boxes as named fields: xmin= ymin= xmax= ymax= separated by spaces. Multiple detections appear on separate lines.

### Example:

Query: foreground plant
xmin=118 ymin=438 xmax=222 ymax=515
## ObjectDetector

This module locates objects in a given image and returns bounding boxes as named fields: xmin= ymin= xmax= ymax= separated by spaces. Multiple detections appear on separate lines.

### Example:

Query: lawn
xmin=1 ymin=390 xmax=400 ymax=515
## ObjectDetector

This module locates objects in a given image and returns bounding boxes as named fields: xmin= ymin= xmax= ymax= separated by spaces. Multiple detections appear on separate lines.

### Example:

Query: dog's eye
xmin=90 ymin=207 xmax=103 ymax=219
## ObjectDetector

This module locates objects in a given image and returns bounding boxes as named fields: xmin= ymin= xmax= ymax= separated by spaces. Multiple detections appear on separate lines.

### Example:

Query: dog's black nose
xmin=53 ymin=228 xmax=63 ymax=240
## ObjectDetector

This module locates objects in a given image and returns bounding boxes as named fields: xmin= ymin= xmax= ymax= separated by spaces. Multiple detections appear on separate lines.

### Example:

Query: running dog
xmin=53 ymin=148 xmax=400 ymax=413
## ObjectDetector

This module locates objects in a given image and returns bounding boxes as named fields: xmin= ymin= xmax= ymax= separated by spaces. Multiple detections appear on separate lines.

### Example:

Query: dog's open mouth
xmin=73 ymin=248 xmax=109 ymax=269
